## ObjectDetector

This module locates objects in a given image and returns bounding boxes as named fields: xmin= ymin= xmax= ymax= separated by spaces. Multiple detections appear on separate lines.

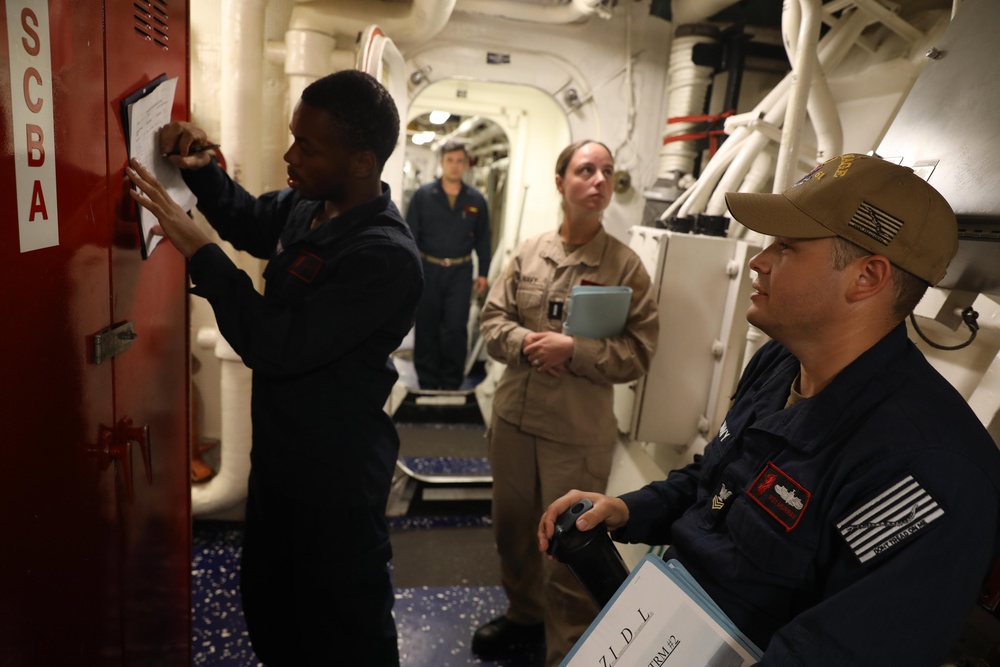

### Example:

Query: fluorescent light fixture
xmin=428 ymin=110 xmax=450 ymax=125
xmin=412 ymin=131 xmax=436 ymax=145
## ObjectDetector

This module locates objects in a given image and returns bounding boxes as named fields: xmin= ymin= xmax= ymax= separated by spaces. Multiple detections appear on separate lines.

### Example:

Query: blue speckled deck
xmin=388 ymin=513 xmax=492 ymax=530
xmin=396 ymin=586 xmax=541 ymax=666
xmin=398 ymin=456 xmax=492 ymax=477
xmin=193 ymin=521 xmax=539 ymax=667
xmin=192 ymin=523 xmax=258 ymax=667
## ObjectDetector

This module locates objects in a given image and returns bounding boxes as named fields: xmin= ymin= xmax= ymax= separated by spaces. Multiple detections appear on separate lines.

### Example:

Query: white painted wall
xmin=407 ymin=2 xmax=673 ymax=244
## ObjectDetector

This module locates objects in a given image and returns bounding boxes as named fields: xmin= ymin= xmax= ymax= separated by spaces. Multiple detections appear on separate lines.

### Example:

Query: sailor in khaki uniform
xmin=473 ymin=140 xmax=659 ymax=667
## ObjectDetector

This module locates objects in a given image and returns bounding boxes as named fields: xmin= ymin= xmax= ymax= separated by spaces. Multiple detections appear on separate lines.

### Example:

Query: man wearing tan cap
xmin=539 ymin=154 xmax=1000 ymax=665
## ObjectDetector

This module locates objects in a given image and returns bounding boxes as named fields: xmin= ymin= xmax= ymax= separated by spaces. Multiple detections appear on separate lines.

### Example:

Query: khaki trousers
xmin=488 ymin=415 xmax=615 ymax=667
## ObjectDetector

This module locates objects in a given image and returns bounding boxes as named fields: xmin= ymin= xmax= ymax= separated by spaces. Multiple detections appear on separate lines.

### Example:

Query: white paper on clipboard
xmin=125 ymin=76 xmax=196 ymax=258
xmin=561 ymin=555 xmax=763 ymax=667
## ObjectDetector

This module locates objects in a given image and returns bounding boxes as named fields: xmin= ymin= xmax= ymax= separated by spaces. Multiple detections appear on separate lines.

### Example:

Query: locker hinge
xmin=93 ymin=321 xmax=137 ymax=364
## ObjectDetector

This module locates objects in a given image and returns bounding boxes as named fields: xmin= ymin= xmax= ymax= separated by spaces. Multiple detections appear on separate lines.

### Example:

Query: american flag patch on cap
xmin=848 ymin=200 xmax=905 ymax=246
xmin=836 ymin=475 xmax=944 ymax=565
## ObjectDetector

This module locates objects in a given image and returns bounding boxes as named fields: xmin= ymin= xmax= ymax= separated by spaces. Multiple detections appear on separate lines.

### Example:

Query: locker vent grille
xmin=132 ymin=0 xmax=170 ymax=50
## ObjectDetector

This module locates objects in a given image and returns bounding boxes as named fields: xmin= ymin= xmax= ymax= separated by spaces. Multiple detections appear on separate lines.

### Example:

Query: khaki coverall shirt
xmin=481 ymin=227 xmax=659 ymax=446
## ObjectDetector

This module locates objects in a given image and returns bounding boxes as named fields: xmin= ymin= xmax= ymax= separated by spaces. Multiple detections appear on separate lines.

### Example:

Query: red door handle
xmin=119 ymin=418 xmax=152 ymax=485
xmin=85 ymin=418 xmax=151 ymax=505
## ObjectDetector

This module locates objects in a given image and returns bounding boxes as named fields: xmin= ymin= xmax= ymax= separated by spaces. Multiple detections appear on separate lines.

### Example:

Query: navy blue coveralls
xmin=406 ymin=178 xmax=490 ymax=389
xmin=182 ymin=160 xmax=423 ymax=666
xmin=614 ymin=324 xmax=1000 ymax=666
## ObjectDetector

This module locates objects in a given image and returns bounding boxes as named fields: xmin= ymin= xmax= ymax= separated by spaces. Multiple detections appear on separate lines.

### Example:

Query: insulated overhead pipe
xmin=222 ymin=0 xmax=266 ymax=197
xmin=670 ymin=0 xmax=742 ymax=26
xmin=456 ymin=0 xmax=610 ymax=24
xmin=288 ymin=0 xmax=457 ymax=47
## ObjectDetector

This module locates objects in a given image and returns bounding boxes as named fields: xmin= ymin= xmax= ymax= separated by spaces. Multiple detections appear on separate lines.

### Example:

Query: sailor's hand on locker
xmin=126 ymin=158 xmax=211 ymax=259
xmin=538 ymin=490 xmax=629 ymax=557
xmin=523 ymin=331 xmax=574 ymax=376
xmin=159 ymin=121 xmax=214 ymax=169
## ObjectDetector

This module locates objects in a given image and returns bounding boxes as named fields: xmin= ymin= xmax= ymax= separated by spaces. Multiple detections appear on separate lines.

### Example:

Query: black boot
xmin=471 ymin=616 xmax=544 ymax=658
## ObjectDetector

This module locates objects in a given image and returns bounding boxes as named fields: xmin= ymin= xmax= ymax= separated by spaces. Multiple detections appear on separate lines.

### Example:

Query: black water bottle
xmin=546 ymin=498 xmax=630 ymax=608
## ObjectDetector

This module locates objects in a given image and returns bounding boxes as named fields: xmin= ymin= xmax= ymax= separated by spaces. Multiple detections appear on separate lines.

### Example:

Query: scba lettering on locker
xmin=6 ymin=0 xmax=59 ymax=253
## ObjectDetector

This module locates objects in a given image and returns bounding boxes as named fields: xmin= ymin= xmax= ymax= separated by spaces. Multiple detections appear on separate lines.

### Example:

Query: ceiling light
xmin=428 ymin=110 xmax=450 ymax=125
xmin=412 ymin=131 xmax=436 ymax=145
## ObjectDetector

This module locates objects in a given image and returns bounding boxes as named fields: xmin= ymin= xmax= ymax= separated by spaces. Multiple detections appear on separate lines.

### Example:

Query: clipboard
xmin=120 ymin=74 xmax=196 ymax=259
xmin=562 ymin=285 xmax=632 ymax=339
xmin=561 ymin=555 xmax=763 ymax=666
xmin=120 ymin=74 xmax=167 ymax=157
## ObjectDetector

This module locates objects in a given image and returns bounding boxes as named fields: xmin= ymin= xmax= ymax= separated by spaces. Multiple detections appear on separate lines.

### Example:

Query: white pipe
xmin=196 ymin=0 xmax=266 ymax=518
xmin=355 ymin=26 xmax=409 ymax=210
xmin=281 ymin=30 xmax=352 ymax=155
xmin=773 ymin=0 xmax=821 ymax=193
xmin=283 ymin=29 xmax=355 ymax=109
xmin=455 ymin=0 xmax=607 ymax=24
xmin=658 ymin=30 xmax=720 ymax=179
xmin=662 ymin=124 xmax=748 ymax=222
xmin=800 ymin=5 xmax=874 ymax=161
xmin=698 ymin=130 xmax=771 ymax=216
xmin=702 ymin=6 xmax=871 ymax=215
xmin=851 ymin=0 xmax=924 ymax=44
xmin=192 ymin=330 xmax=253 ymax=517
xmin=739 ymin=150 xmax=775 ymax=197
xmin=282 ymin=2 xmax=456 ymax=160
xmin=806 ymin=60 xmax=842 ymax=161
xmin=221 ymin=0 xmax=267 ymax=196
xmin=781 ymin=0 xmax=842 ymax=163
xmin=289 ymin=0 xmax=457 ymax=47
xmin=670 ymin=0 xmax=742 ymax=26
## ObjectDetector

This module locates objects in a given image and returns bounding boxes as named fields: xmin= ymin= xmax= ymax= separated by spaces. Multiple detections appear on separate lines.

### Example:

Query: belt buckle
xmin=442 ymin=258 xmax=452 ymax=268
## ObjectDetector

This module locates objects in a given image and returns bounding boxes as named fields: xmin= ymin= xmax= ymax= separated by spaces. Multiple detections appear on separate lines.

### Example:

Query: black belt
xmin=420 ymin=252 xmax=472 ymax=268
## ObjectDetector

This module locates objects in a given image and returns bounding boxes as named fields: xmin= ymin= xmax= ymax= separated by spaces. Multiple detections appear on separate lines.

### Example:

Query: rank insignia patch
xmin=748 ymin=462 xmax=811 ymax=531
xmin=711 ymin=483 xmax=733 ymax=511
xmin=287 ymin=250 xmax=323 ymax=283
xmin=836 ymin=475 xmax=943 ymax=565
xmin=705 ymin=481 xmax=736 ymax=527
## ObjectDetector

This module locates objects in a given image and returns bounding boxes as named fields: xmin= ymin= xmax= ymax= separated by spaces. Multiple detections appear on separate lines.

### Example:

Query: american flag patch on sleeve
xmin=836 ymin=475 xmax=944 ymax=565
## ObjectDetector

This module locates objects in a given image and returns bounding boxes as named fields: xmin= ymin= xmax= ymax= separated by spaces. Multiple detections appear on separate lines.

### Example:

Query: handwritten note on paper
xmin=126 ymin=77 xmax=196 ymax=258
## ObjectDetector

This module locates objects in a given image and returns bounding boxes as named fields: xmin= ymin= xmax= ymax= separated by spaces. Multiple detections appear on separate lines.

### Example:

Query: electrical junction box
xmin=616 ymin=227 xmax=760 ymax=471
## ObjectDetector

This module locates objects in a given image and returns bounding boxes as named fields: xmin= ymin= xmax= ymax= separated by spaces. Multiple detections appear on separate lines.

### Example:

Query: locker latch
xmin=93 ymin=321 xmax=137 ymax=364
xmin=86 ymin=418 xmax=152 ymax=505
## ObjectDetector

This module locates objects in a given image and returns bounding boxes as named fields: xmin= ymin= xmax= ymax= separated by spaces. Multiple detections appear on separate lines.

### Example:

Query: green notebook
xmin=562 ymin=285 xmax=632 ymax=339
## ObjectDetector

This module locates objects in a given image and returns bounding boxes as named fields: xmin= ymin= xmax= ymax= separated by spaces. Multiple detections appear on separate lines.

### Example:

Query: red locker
xmin=0 ymin=1 xmax=191 ymax=664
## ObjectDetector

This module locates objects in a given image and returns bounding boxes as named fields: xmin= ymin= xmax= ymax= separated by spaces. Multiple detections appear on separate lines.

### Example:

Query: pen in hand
xmin=164 ymin=143 xmax=220 ymax=157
